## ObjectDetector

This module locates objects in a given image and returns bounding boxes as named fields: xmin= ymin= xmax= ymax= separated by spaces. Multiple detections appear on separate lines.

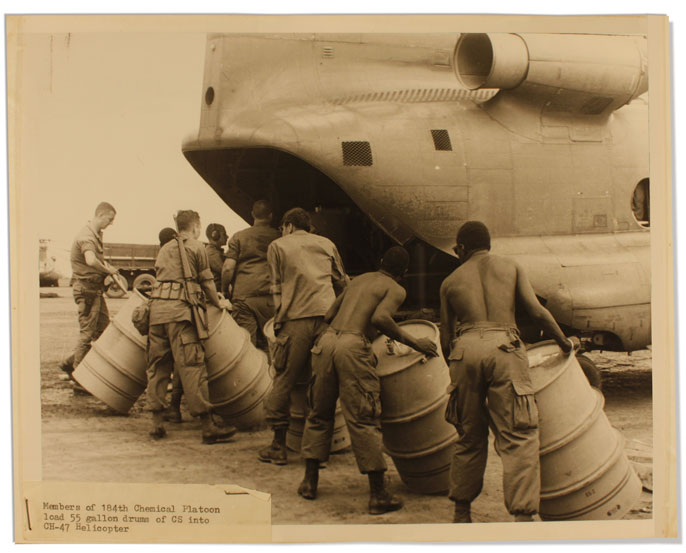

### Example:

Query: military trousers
xmin=263 ymin=317 xmax=327 ymax=430
xmin=146 ymin=321 xmax=211 ymax=417
xmin=232 ymin=295 xmax=274 ymax=352
xmin=301 ymin=329 xmax=387 ymax=474
xmin=67 ymin=280 xmax=110 ymax=370
xmin=446 ymin=323 xmax=540 ymax=516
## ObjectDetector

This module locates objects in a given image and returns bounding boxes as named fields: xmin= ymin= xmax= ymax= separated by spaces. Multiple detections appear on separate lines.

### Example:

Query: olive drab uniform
xmin=300 ymin=329 xmax=387 ymax=474
xmin=445 ymin=322 xmax=540 ymax=516
xmin=64 ymin=222 xmax=111 ymax=371
xmin=225 ymin=221 xmax=280 ymax=349
xmin=264 ymin=230 xmax=348 ymax=430
xmin=145 ymin=236 xmax=214 ymax=417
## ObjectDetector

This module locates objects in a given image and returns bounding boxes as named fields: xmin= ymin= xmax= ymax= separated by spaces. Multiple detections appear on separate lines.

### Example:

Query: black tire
xmin=577 ymin=354 xmax=603 ymax=391
xmin=133 ymin=273 xmax=157 ymax=293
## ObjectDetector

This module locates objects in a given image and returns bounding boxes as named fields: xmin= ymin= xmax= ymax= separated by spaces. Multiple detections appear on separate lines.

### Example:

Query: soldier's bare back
xmin=441 ymin=251 xmax=518 ymax=325
xmin=329 ymin=272 xmax=404 ymax=341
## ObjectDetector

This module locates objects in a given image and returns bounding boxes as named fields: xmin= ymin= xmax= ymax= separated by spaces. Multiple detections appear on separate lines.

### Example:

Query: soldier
xmin=156 ymin=227 xmax=184 ymax=423
xmin=205 ymin=223 xmax=228 ymax=293
xmin=258 ymin=207 xmax=349 ymax=465
xmin=146 ymin=210 xmax=235 ymax=444
xmin=297 ymin=246 xmax=438 ymax=514
xmin=439 ymin=221 xmax=574 ymax=523
xmin=158 ymin=227 xmax=177 ymax=247
xmin=59 ymin=202 xmax=120 ymax=379
xmin=221 ymin=200 xmax=280 ymax=350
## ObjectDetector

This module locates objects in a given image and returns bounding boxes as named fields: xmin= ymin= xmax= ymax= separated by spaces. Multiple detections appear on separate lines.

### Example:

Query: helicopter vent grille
xmin=431 ymin=129 xmax=453 ymax=151
xmin=342 ymin=141 xmax=373 ymax=166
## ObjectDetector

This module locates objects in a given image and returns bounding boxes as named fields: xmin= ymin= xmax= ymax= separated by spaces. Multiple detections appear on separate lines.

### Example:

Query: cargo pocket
xmin=180 ymin=329 xmax=203 ymax=367
xmin=354 ymin=380 xmax=381 ymax=421
xmin=448 ymin=347 xmax=464 ymax=363
xmin=272 ymin=334 xmax=291 ymax=374
xmin=444 ymin=389 xmax=462 ymax=434
xmin=512 ymin=380 xmax=539 ymax=430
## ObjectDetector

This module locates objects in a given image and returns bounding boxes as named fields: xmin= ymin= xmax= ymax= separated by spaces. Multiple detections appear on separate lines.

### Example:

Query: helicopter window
xmin=342 ymin=141 xmax=373 ymax=166
xmin=431 ymin=129 xmax=453 ymax=151
xmin=631 ymin=178 xmax=650 ymax=228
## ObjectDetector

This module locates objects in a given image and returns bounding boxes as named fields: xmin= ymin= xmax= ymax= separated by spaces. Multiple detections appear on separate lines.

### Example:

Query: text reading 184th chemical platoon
xmin=39 ymin=500 xmax=223 ymax=534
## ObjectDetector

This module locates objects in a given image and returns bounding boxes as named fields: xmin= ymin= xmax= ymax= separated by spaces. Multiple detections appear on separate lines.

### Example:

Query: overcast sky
xmin=19 ymin=31 xmax=246 ymax=269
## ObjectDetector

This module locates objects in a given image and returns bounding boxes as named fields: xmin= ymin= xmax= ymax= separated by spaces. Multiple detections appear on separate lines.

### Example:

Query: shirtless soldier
xmin=439 ymin=221 xmax=574 ymax=523
xmin=297 ymin=246 xmax=438 ymax=515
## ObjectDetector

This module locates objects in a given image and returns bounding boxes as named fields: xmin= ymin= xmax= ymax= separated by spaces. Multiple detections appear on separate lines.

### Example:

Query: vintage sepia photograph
xmin=8 ymin=13 xmax=675 ymax=544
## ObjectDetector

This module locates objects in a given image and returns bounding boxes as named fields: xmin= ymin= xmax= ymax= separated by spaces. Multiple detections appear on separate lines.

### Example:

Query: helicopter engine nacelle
xmin=453 ymin=32 xmax=648 ymax=115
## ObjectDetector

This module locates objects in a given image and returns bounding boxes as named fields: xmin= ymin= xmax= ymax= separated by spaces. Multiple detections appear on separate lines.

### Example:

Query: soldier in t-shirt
xmin=59 ymin=202 xmax=120 ymax=378
xmin=221 ymin=200 xmax=280 ymax=351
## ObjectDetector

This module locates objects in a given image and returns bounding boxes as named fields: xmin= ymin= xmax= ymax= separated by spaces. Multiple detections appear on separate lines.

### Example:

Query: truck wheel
xmin=577 ymin=354 xmax=603 ymax=391
xmin=133 ymin=273 xmax=156 ymax=293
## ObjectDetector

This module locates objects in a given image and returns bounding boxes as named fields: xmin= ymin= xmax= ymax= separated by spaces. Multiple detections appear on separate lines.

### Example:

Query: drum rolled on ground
xmin=73 ymin=290 xmax=148 ymax=414
xmin=372 ymin=320 xmax=457 ymax=495
xmin=205 ymin=306 xmax=272 ymax=429
xmin=527 ymin=340 xmax=642 ymax=520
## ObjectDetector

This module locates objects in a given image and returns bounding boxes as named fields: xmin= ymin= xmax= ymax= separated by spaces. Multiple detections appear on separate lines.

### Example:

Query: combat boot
xmin=200 ymin=413 xmax=237 ymax=444
xmin=514 ymin=513 xmax=534 ymax=522
xmin=149 ymin=410 xmax=167 ymax=440
xmin=453 ymin=501 xmax=472 ymax=523
xmin=297 ymin=459 xmax=319 ymax=500
xmin=59 ymin=356 xmax=74 ymax=376
xmin=368 ymin=471 xmax=403 ymax=515
xmin=258 ymin=428 xmax=288 ymax=465
xmin=163 ymin=395 xmax=182 ymax=423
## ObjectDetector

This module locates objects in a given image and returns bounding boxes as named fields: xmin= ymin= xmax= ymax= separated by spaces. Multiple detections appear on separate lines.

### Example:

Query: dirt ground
xmin=39 ymin=288 xmax=654 ymax=525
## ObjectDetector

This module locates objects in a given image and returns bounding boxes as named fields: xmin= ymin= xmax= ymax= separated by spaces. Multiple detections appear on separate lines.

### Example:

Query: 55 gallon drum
xmin=205 ymin=306 xmax=272 ymax=429
xmin=73 ymin=290 xmax=148 ymax=414
xmin=527 ymin=341 xmax=642 ymax=520
xmin=371 ymin=320 xmax=457 ymax=494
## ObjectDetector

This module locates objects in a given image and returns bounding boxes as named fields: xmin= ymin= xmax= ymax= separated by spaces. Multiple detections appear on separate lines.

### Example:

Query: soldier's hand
xmin=415 ymin=337 xmax=439 ymax=357
xmin=559 ymin=336 xmax=579 ymax=354
xmin=218 ymin=298 xmax=233 ymax=311
xmin=569 ymin=336 xmax=581 ymax=352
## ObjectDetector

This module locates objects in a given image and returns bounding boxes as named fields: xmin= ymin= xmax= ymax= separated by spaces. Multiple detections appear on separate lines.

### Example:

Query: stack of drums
xmin=204 ymin=306 xmax=272 ymax=429
xmin=73 ymin=290 xmax=148 ymax=414
xmin=73 ymin=293 xmax=272 ymax=428
xmin=263 ymin=318 xmax=351 ymax=453
xmin=371 ymin=320 xmax=457 ymax=494
xmin=527 ymin=341 xmax=642 ymax=520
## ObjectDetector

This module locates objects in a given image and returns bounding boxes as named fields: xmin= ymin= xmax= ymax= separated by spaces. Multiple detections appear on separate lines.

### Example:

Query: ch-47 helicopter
xmin=182 ymin=32 xmax=651 ymax=384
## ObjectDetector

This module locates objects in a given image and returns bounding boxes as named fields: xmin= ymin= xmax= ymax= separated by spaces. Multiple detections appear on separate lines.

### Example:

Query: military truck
xmin=103 ymin=242 xmax=159 ymax=297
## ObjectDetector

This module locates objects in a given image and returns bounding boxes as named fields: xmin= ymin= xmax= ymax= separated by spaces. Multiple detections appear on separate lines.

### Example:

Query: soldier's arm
xmin=439 ymin=279 xmax=456 ymax=360
xmin=324 ymin=288 xmax=347 ymax=324
xmin=83 ymin=250 xmax=117 ymax=275
xmin=371 ymin=285 xmax=438 ymax=357
xmin=330 ymin=246 xmax=350 ymax=296
xmin=515 ymin=262 xmax=572 ymax=352
xmin=221 ymin=258 xmax=237 ymax=298
xmin=267 ymin=244 xmax=282 ymax=316
xmin=222 ymin=234 xmax=241 ymax=297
